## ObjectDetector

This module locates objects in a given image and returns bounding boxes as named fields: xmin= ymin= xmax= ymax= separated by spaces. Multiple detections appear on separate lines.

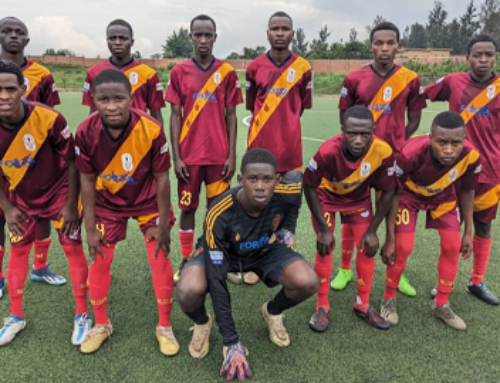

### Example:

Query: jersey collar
xmin=369 ymin=64 xmax=396 ymax=79
xmin=109 ymin=57 xmax=135 ymax=69
xmin=101 ymin=111 xmax=132 ymax=142
xmin=192 ymin=57 xmax=216 ymax=72
xmin=266 ymin=51 xmax=292 ymax=68
xmin=469 ymin=71 xmax=496 ymax=85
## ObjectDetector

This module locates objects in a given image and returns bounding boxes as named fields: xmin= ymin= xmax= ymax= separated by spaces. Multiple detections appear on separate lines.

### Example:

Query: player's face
xmin=267 ymin=17 xmax=293 ymax=51
xmin=0 ymin=73 xmax=25 ymax=119
xmin=107 ymin=25 xmax=134 ymax=60
xmin=190 ymin=20 xmax=217 ymax=58
xmin=0 ymin=19 xmax=29 ymax=54
xmin=370 ymin=30 xmax=400 ymax=66
xmin=93 ymin=82 xmax=132 ymax=128
xmin=342 ymin=117 xmax=374 ymax=157
xmin=238 ymin=163 xmax=280 ymax=209
xmin=467 ymin=42 xmax=496 ymax=78
xmin=430 ymin=126 xmax=466 ymax=166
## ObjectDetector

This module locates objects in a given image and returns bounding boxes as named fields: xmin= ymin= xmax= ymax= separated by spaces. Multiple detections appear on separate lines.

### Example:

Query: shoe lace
xmin=87 ymin=324 xmax=112 ymax=339
xmin=37 ymin=265 xmax=61 ymax=279
xmin=268 ymin=313 xmax=287 ymax=335
xmin=157 ymin=326 xmax=176 ymax=341
xmin=3 ymin=317 xmax=17 ymax=327
xmin=438 ymin=305 xmax=455 ymax=320
xmin=189 ymin=322 xmax=210 ymax=348
xmin=478 ymin=282 xmax=493 ymax=296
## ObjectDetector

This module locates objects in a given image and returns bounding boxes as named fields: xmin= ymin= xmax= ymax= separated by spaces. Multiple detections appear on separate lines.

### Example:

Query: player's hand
xmin=276 ymin=229 xmax=295 ymax=248
xmin=57 ymin=204 xmax=79 ymax=237
xmin=220 ymin=342 xmax=252 ymax=382
xmin=381 ymin=240 xmax=396 ymax=265
xmin=317 ymin=229 xmax=334 ymax=257
xmin=460 ymin=232 xmax=473 ymax=260
xmin=4 ymin=206 xmax=27 ymax=237
xmin=360 ymin=230 xmax=379 ymax=257
xmin=222 ymin=156 xmax=236 ymax=182
xmin=147 ymin=224 xmax=171 ymax=258
xmin=86 ymin=227 xmax=108 ymax=262
xmin=174 ymin=158 xmax=189 ymax=183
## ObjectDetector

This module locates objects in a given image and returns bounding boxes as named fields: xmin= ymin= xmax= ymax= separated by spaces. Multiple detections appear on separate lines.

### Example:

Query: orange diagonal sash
xmin=460 ymin=77 xmax=500 ymax=124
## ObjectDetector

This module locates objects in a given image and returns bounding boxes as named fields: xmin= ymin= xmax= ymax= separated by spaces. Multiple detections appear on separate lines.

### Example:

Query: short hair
xmin=467 ymin=34 xmax=497 ymax=54
xmin=241 ymin=148 xmax=278 ymax=173
xmin=92 ymin=68 xmax=131 ymax=94
xmin=342 ymin=105 xmax=374 ymax=126
xmin=370 ymin=22 xmax=400 ymax=43
xmin=0 ymin=17 xmax=28 ymax=34
xmin=432 ymin=111 xmax=465 ymax=130
xmin=268 ymin=11 xmax=293 ymax=27
xmin=0 ymin=59 xmax=24 ymax=86
xmin=190 ymin=14 xmax=216 ymax=32
xmin=107 ymin=19 xmax=133 ymax=37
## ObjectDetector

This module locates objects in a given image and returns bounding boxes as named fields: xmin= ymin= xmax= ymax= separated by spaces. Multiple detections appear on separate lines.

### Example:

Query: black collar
xmin=109 ymin=57 xmax=134 ymax=69
xmin=267 ymin=51 xmax=292 ymax=68
xmin=469 ymin=72 xmax=496 ymax=85
xmin=0 ymin=101 xmax=30 ymax=133
xmin=192 ymin=57 xmax=216 ymax=72
xmin=101 ymin=112 xmax=132 ymax=142
xmin=370 ymin=64 xmax=396 ymax=79
xmin=20 ymin=57 xmax=28 ymax=69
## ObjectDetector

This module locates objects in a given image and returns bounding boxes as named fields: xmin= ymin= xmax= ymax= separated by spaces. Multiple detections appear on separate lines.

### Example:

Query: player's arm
xmin=381 ymin=190 xmax=399 ymax=266
xmin=169 ymin=104 xmax=189 ymax=183
xmin=458 ymin=186 xmax=474 ymax=260
xmin=405 ymin=110 xmax=422 ymax=139
xmin=424 ymin=75 xmax=450 ymax=102
xmin=276 ymin=171 xmax=303 ymax=247
xmin=147 ymin=72 xmax=166 ymax=126
xmin=245 ymin=66 xmax=256 ymax=114
xmin=338 ymin=76 xmax=355 ymax=125
xmin=300 ymin=70 xmax=313 ymax=116
xmin=223 ymin=106 xmax=237 ymax=182
xmin=150 ymin=109 xmax=164 ymax=126
xmin=41 ymin=75 xmax=60 ymax=107
xmin=0 ymin=173 xmax=26 ymax=237
xmin=82 ymin=71 xmax=96 ymax=114
xmin=150 ymin=170 xmax=171 ymax=257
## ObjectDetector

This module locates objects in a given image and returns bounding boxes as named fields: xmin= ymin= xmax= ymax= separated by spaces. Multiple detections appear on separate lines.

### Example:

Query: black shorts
xmin=184 ymin=242 xmax=305 ymax=288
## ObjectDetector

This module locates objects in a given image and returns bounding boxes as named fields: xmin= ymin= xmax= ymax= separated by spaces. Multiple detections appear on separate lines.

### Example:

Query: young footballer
xmin=165 ymin=14 xmax=242 ymax=282
xmin=336 ymin=22 xmax=426 ymax=296
xmin=380 ymin=112 xmax=479 ymax=330
xmin=176 ymin=149 xmax=318 ymax=381
xmin=304 ymin=106 xmax=396 ymax=332
xmin=0 ymin=60 xmax=90 ymax=346
xmin=82 ymin=19 xmax=165 ymax=125
xmin=76 ymin=69 xmax=177 ymax=355
xmin=425 ymin=34 xmax=500 ymax=305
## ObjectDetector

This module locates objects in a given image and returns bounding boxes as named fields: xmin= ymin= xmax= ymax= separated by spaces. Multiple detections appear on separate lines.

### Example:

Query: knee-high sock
xmin=179 ymin=229 xmax=194 ymax=260
xmin=352 ymin=224 xmax=373 ymax=306
xmin=62 ymin=245 xmax=89 ymax=316
xmin=436 ymin=230 xmax=461 ymax=307
xmin=146 ymin=240 xmax=174 ymax=327
xmin=33 ymin=238 xmax=52 ymax=271
xmin=88 ymin=245 xmax=115 ymax=325
xmin=471 ymin=235 xmax=492 ymax=285
xmin=8 ymin=244 xmax=33 ymax=318
xmin=314 ymin=251 xmax=332 ymax=312
xmin=384 ymin=232 xmax=415 ymax=300
xmin=340 ymin=224 xmax=355 ymax=270
xmin=0 ymin=247 xmax=5 ymax=280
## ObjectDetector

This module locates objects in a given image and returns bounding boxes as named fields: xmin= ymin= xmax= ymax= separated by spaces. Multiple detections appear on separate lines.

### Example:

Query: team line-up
xmin=0 ymin=11 xmax=499 ymax=382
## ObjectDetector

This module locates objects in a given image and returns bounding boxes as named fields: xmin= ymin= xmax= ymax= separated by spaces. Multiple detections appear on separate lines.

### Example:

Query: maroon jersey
xmin=22 ymin=60 xmax=60 ymax=107
xmin=339 ymin=64 xmax=426 ymax=152
xmin=0 ymin=102 xmax=73 ymax=215
xmin=425 ymin=72 xmax=500 ymax=184
xmin=246 ymin=53 xmax=312 ymax=172
xmin=75 ymin=109 xmax=170 ymax=218
xmin=396 ymin=135 xmax=481 ymax=206
xmin=304 ymin=134 xmax=395 ymax=212
xmin=165 ymin=58 xmax=243 ymax=165
xmin=82 ymin=58 xmax=165 ymax=112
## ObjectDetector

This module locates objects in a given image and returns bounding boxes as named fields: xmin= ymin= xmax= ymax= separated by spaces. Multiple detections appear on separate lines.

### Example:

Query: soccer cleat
xmin=309 ymin=308 xmax=329 ymax=333
xmin=173 ymin=259 xmax=188 ymax=285
xmin=243 ymin=271 xmax=260 ymax=285
xmin=156 ymin=326 xmax=179 ymax=356
xmin=430 ymin=287 xmax=437 ymax=299
xmin=353 ymin=304 xmax=391 ymax=330
xmin=188 ymin=314 xmax=212 ymax=359
xmin=432 ymin=304 xmax=467 ymax=331
xmin=0 ymin=278 xmax=4 ymax=300
xmin=466 ymin=281 xmax=500 ymax=305
xmin=261 ymin=302 xmax=290 ymax=347
xmin=397 ymin=274 xmax=417 ymax=297
xmin=380 ymin=299 xmax=399 ymax=325
xmin=30 ymin=265 xmax=67 ymax=286
xmin=0 ymin=315 xmax=26 ymax=346
xmin=227 ymin=272 xmax=244 ymax=285
xmin=80 ymin=323 xmax=113 ymax=354
xmin=72 ymin=313 xmax=92 ymax=346
xmin=330 ymin=268 xmax=352 ymax=291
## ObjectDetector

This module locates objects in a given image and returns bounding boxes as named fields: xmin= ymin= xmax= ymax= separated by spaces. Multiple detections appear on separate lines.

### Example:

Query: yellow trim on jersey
xmin=405 ymin=150 xmax=480 ymax=197
xmin=474 ymin=184 xmax=500 ymax=212
xmin=123 ymin=64 xmax=157 ymax=95
xmin=206 ymin=179 xmax=231 ymax=199
xmin=430 ymin=201 xmax=457 ymax=219
xmin=275 ymin=183 xmax=302 ymax=194
xmin=460 ymin=77 xmax=500 ymax=124
xmin=247 ymin=56 xmax=311 ymax=146
xmin=23 ymin=62 xmax=52 ymax=98
xmin=2 ymin=106 xmax=57 ymax=191
xmin=205 ymin=194 xmax=233 ymax=248
xmin=95 ymin=116 xmax=161 ymax=194
xmin=137 ymin=212 xmax=160 ymax=226
xmin=53 ymin=198 xmax=83 ymax=230
xmin=369 ymin=67 xmax=418 ymax=123
xmin=180 ymin=63 xmax=235 ymax=144
xmin=318 ymin=138 xmax=393 ymax=195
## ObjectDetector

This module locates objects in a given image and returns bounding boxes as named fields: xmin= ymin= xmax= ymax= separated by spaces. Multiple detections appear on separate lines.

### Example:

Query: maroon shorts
xmin=473 ymin=183 xmax=500 ymax=224
xmin=311 ymin=206 xmax=373 ymax=234
xmin=396 ymin=199 xmax=460 ymax=233
xmin=177 ymin=165 xmax=230 ymax=211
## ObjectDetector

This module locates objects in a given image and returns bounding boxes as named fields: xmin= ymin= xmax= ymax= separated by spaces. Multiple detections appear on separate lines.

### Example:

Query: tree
xmin=150 ymin=53 xmax=162 ymax=59
xmin=132 ymin=50 xmax=142 ymax=59
xmin=365 ymin=15 xmax=387 ymax=35
xmin=401 ymin=25 xmax=411 ymax=47
xmin=309 ymin=25 xmax=331 ymax=58
xmin=292 ymin=28 xmax=309 ymax=56
xmin=408 ymin=22 xmax=428 ymax=48
xmin=239 ymin=46 xmax=266 ymax=59
xmin=444 ymin=18 xmax=462 ymax=53
xmin=349 ymin=28 xmax=358 ymax=43
xmin=226 ymin=52 xmax=240 ymax=59
xmin=427 ymin=0 xmax=448 ymax=48
xmin=458 ymin=1 xmax=480 ymax=53
xmin=480 ymin=0 xmax=500 ymax=47
xmin=43 ymin=48 xmax=76 ymax=57
xmin=162 ymin=27 xmax=192 ymax=58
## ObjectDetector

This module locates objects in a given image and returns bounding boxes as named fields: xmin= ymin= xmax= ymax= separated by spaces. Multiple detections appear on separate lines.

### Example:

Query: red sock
xmin=314 ymin=251 xmax=333 ymax=312
xmin=471 ymin=235 xmax=492 ymax=285
xmin=179 ymin=230 xmax=194 ymax=259
xmin=33 ymin=238 xmax=52 ymax=271
xmin=353 ymin=224 xmax=373 ymax=306
xmin=8 ymin=244 xmax=33 ymax=318
xmin=384 ymin=232 xmax=415 ymax=300
xmin=63 ymin=245 xmax=89 ymax=316
xmin=146 ymin=240 xmax=174 ymax=327
xmin=340 ymin=224 xmax=355 ymax=270
xmin=0 ymin=247 xmax=5 ymax=280
xmin=436 ymin=230 xmax=461 ymax=307
xmin=88 ymin=245 xmax=115 ymax=325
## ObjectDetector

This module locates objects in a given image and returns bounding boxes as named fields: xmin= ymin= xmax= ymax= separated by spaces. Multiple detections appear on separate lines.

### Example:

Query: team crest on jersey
xmin=121 ymin=153 xmax=134 ymax=172
xmin=273 ymin=214 xmax=282 ymax=231
xmin=341 ymin=86 xmax=348 ymax=98
xmin=23 ymin=134 xmax=36 ymax=152
xmin=214 ymin=72 xmax=222 ymax=84
xmin=61 ymin=126 xmax=71 ymax=140
xmin=383 ymin=86 xmax=393 ymax=102
xmin=448 ymin=168 xmax=458 ymax=182
xmin=129 ymin=72 xmax=139 ymax=86
xmin=487 ymin=85 xmax=496 ymax=100
xmin=287 ymin=68 xmax=296 ymax=83
xmin=24 ymin=77 xmax=30 ymax=92
xmin=360 ymin=162 xmax=371 ymax=177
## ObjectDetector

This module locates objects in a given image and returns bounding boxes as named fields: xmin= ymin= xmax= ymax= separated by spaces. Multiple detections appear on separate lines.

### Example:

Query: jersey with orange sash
xmin=21 ymin=60 xmax=60 ymax=107
xmin=82 ymin=58 xmax=165 ymax=112
xmin=246 ymin=53 xmax=312 ymax=172
xmin=339 ymin=64 xmax=426 ymax=152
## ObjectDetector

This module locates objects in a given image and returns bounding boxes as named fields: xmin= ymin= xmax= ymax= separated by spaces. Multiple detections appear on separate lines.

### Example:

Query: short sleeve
xmin=407 ymin=76 xmax=427 ymax=112
xmin=165 ymin=68 xmax=182 ymax=105
xmin=461 ymin=153 xmax=482 ymax=190
xmin=245 ymin=65 xmax=256 ymax=111
xmin=151 ymin=130 xmax=171 ymax=173
xmin=40 ymin=75 xmax=60 ymax=107
xmin=371 ymin=155 xmax=397 ymax=191
xmin=425 ymin=75 xmax=451 ymax=102
xmin=338 ymin=75 xmax=355 ymax=111
xmin=146 ymin=72 xmax=166 ymax=111
xmin=49 ymin=113 xmax=75 ymax=161
xmin=224 ymin=70 xmax=244 ymax=107
xmin=75 ymin=123 xmax=95 ymax=174
xmin=303 ymin=150 xmax=327 ymax=189
xmin=82 ymin=70 xmax=95 ymax=107
xmin=299 ymin=69 xmax=313 ymax=110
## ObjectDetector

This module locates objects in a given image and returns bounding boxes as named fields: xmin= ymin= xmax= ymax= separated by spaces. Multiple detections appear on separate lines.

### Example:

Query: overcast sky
xmin=3 ymin=0 xmax=476 ymax=58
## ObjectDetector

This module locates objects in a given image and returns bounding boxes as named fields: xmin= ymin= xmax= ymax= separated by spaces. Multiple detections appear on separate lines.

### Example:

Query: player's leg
xmin=0 ymin=215 xmax=6 ymax=300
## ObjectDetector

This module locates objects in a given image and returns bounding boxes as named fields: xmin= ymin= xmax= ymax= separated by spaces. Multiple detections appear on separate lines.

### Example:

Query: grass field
xmin=1 ymin=94 xmax=500 ymax=383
